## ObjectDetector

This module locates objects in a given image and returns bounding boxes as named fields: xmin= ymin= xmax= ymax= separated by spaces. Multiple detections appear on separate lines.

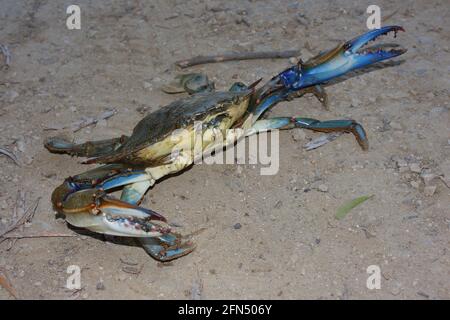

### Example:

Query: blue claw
xmin=277 ymin=26 xmax=406 ymax=91
xmin=139 ymin=234 xmax=196 ymax=261
xmin=252 ymin=26 xmax=406 ymax=117
xmin=345 ymin=26 xmax=405 ymax=55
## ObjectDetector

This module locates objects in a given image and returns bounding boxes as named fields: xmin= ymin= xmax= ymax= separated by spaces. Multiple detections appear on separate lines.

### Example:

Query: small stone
xmin=317 ymin=184 xmax=328 ymax=192
xmin=143 ymin=81 xmax=152 ymax=89
xmin=34 ymin=281 xmax=42 ymax=286
xmin=291 ymin=128 xmax=306 ymax=142
xmin=423 ymin=185 xmax=436 ymax=197
xmin=233 ymin=223 xmax=242 ymax=230
xmin=410 ymin=163 xmax=422 ymax=173
xmin=300 ymin=267 xmax=306 ymax=275
xmin=96 ymin=281 xmax=105 ymax=290
xmin=289 ymin=57 xmax=297 ymax=65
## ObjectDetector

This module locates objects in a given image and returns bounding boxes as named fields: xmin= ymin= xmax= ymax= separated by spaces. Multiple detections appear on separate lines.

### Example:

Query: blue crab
xmin=45 ymin=26 xmax=406 ymax=261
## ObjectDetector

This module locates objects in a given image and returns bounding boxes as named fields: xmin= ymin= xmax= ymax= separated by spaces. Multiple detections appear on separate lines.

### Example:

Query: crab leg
xmin=247 ymin=117 xmax=368 ymax=150
xmin=45 ymin=136 xmax=128 ymax=158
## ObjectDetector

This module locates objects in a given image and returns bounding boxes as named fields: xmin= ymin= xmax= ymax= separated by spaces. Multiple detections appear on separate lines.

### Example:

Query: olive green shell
xmin=90 ymin=90 xmax=251 ymax=164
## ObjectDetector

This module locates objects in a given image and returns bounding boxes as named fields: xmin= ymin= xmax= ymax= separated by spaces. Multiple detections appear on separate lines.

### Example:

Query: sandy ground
xmin=0 ymin=0 xmax=449 ymax=300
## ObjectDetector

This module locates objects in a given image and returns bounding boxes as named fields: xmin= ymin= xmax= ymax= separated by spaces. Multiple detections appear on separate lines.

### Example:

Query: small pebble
xmin=96 ymin=281 xmax=105 ymax=290
xmin=317 ymin=184 xmax=328 ymax=192
xmin=143 ymin=81 xmax=152 ymax=89
xmin=233 ymin=223 xmax=242 ymax=230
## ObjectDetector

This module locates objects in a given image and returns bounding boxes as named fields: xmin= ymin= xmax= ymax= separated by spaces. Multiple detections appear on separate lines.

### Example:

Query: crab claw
xmin=301 ymin=26 xmax=406 ymax=86
xmin=264 ymin=26 xmax=406 ymax=94
xmin=139 ymin=234 xmax=196 ymax=261
xmin=339 ymin=26 xmax=405 ymax=67
xmin=51 ymin=175 xmax=195 ymax=261
xmin=52 ymin=184 xmax=169 ymax=236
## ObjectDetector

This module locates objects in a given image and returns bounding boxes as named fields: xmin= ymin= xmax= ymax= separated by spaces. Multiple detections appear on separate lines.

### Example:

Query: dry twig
xmin=1 ymin=232 xmax=76 ymax=239
xmin=175 ymin=50 xmax=300 ymax=68
xmin=44 ymin=109 xmax=117 ymax=132
xmin=0 ymin=197 xmax=40 ymax=238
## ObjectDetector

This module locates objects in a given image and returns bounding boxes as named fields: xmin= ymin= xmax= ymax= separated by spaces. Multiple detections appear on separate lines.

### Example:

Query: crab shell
xmin=86 ymin=90 xmax=254 ymax=166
